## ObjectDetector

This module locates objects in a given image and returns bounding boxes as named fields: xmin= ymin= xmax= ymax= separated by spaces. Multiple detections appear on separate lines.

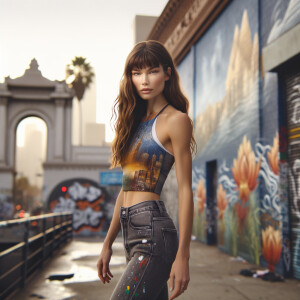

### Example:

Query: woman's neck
xmin=145 ymin=95 xmax=168 ymax=117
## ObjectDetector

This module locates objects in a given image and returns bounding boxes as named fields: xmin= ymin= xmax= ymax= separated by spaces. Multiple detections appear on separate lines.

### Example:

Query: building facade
xmin=0 ymin=59 xmax=119 ymax=235
xmin=149 ymin=0 xmax=300 ymax=279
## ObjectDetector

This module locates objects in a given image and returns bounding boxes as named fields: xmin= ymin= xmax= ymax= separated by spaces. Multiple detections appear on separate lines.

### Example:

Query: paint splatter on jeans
xmin=110 ymin=200 xmax=179 ymax=300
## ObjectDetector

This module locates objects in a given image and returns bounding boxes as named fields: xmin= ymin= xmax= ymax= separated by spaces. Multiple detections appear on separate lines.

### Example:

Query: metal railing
xmin=0 ymin=212 xmax=73 ymax=299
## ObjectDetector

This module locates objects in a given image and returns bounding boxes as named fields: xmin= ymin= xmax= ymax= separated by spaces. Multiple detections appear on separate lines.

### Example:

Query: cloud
xmin=197 ymin=32 xmax=227 ymax=114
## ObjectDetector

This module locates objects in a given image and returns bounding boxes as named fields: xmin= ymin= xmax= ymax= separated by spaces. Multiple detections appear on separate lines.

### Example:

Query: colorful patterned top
xmin=122 ymin=103 xmax=175 ymax=195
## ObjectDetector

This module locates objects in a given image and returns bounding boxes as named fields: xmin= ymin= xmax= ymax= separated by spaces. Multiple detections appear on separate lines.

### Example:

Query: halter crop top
xmin=122 ymin=103 xmax=175 ymax=195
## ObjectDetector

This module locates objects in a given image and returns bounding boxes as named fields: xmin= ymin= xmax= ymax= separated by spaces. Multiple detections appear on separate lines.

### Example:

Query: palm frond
xmin=65 ymin=56 xmax=95 ymax=99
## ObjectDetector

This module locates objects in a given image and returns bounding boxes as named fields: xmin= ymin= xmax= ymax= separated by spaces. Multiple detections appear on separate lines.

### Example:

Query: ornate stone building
xmin=0 ymin=59 xmax=116 ymax=234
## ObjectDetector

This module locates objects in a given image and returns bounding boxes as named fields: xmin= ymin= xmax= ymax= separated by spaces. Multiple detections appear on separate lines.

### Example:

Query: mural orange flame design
xmin=217 ymin=184 xmax=228 ymax=219
xmin=261 ymin=226 xmax=282 ymax=272
xmin=196 ymin=179 xmax=206 ymax=214
xmin=231 ymin=136 xmax=261 ymax=230
xmin=235 ymin=202 xmax=248 ymax=229
xmin=267 ymin=133 xmax=279 ymax=175
xmin=76 ymin=196 xmax=104 ymax=211
xmin=231 ymin=136 xmax=262 ymax=203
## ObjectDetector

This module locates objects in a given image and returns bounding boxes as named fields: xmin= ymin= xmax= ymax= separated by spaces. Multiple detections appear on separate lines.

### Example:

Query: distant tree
xmin=16 ymin=176 xmax=30 ymax=192
xmin=15 ymin=176 xmax=41 ymax=212
xmin=65 ymin=56 xmax=95 ymax=145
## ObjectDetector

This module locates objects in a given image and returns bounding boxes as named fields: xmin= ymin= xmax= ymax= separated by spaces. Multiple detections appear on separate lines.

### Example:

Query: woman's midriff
xmin=122 ymin=191 xmax=160 ymax=207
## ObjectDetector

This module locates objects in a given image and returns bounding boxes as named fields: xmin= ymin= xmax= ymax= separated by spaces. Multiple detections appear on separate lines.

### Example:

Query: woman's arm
xmin=97 ymin=188 xmax=124 ymax=284
xmin=103 ymin=189 xmax=124 ymax=249
xmin=167 ymin=112 xmax=194 ymax=299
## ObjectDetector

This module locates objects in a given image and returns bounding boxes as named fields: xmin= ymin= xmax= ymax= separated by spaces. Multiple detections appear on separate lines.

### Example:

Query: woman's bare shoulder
xmin=165 ymin=105 xmax=191 ymax=124
xmin=164 ymin=105 xmax=192 ymax=135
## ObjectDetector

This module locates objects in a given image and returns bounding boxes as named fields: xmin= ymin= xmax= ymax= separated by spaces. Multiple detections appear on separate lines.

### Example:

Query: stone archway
xmin=0 ymin=59 xmax=74 ymax=201
xmin=9 ymin=109 xmax=53 ymax=165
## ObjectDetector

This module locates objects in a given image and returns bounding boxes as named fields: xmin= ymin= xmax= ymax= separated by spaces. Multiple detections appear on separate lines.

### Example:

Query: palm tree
xmin=65 ymin=56 xmax=95 ymax=145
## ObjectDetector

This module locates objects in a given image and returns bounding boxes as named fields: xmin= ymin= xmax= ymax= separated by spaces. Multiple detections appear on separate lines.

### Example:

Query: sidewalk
xmin=12 ymin=236 xmax=300 ymax=300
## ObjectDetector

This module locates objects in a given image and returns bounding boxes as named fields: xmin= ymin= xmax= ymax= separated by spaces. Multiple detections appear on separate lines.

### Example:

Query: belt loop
xmin=156 ymin=201 xmax=164 ymax=215
xmin=121 ymin=207 xmax=129 ymax=218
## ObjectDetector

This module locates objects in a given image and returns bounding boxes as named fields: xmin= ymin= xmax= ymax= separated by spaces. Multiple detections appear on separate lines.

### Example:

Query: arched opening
xmin=14 ymin=116 xmax=47 ymax=217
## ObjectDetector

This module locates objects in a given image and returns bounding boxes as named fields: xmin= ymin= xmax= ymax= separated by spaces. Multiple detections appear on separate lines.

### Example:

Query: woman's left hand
xmin=169 ymin=256 xmax=190 ymax=299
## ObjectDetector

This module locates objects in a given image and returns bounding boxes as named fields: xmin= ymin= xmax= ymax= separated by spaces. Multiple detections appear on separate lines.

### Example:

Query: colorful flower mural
xmin=192 ymin=177 xmax=206 ymax=241
xmin=196 ymin=179 xmax=206 ymax=214
xmin=217 ymin=184 xmax=228 ymax=220
xmin=234 ymin=202 xmax=248 ymax=229
xmin=268 ymin=133 xmax=279 ymax=175
xmin=232 ymin=136 xmax=262 ymax=203
xmin=217 ymin=184 xmax=228 ymax=245
xmin=262 ymin=226 xmax=282 ymax=272
xmin=232 ymin=136 xmax=262 ymax=230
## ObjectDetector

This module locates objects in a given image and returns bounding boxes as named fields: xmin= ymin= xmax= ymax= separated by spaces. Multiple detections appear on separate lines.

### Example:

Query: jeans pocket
xmin=128 ymin=211 xmax=152 ymax=230
xmin=161 ymin=227 xmax=178 ymax=264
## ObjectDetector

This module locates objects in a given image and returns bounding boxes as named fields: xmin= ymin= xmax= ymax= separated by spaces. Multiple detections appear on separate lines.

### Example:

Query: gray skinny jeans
xmin=110 ymin=200 xmax=179 ymax=300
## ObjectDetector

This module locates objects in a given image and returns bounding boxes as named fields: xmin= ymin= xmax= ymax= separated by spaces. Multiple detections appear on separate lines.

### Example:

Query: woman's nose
xmin=141 ymin=74 xmax=149 ymax=85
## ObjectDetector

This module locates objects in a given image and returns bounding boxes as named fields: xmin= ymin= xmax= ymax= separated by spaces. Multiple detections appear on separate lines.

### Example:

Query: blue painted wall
xmin=177 ymin=0 xmax=300 ymax=277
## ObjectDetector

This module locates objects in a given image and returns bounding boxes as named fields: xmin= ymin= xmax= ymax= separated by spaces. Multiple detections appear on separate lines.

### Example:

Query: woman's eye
xmin=132 ymin=72 xmax=140 ymax=76
xmin=150 ymin=70 xmax=158 ymax=73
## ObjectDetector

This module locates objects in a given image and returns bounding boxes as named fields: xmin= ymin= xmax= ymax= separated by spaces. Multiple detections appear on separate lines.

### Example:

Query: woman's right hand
xmin=97 ymin=246 xmax=114 ymax=284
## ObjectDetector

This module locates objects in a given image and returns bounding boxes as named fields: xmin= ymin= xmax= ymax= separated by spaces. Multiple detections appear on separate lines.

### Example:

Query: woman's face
xmin=131 ymin=64 xmax=169 ymax=100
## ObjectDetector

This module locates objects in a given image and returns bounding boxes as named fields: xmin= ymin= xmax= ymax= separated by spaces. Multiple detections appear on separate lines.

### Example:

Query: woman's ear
xmin=165 ymin=67 xmax=171 ymax=81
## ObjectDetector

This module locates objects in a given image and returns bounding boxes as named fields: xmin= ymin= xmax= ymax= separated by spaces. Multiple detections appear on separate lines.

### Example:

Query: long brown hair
xmin=110 ymin=40 xmax=197 ymax=168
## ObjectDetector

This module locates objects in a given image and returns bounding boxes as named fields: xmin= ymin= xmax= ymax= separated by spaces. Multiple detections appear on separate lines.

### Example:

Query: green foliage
xmin=15 ymin=176 xmax=41 ymax=210
xmin=65 ymin=56 xmax=95 ymax=100
xmin=193 ymin=211 xmax=206 ymax=242
xmin=244 ymin=192 xmax=261 ymax=265
xmin=65 ymin=56 xmax=95 ymax=145
xmin=229 ymin=206 xmax=238 ymax=256
xmin=222 ymin=191 xmax=261 ymax=263
xmin=233 ymin=191 xmax=261 ymax=264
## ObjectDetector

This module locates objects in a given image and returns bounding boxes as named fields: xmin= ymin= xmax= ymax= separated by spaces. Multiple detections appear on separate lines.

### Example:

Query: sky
xmin=0 ymin=0 xmax=168 ymax=142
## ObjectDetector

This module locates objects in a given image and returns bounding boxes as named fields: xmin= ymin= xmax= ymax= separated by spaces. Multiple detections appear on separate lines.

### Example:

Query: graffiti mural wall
xmin=48 ymin=178 xmax=115 ymax=234
xmin=280 ymin=60 xmax=300 ymax=279
xmin=0 ymin=195 xmax=14 ymax=221
xmin=177 ymin=0 xmax=300 ymax=277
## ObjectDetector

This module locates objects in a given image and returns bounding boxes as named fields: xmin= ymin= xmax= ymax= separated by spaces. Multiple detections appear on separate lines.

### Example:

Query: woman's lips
xmin=140 ymin=89 xmax=152 ymax=94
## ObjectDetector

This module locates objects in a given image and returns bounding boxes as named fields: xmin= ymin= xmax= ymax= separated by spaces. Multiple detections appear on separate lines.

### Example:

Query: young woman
xmin=97 ymin=40 xmax=196 ymax=300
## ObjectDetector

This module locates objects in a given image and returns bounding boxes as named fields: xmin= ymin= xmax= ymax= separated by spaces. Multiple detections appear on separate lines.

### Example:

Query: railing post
xmin=71 ymin=212 xmax=74 ymax=240
xmin=51 ymin=215 xmax=55 ymax=257
xmin=59 ymin=213 xmax=63 ymax=247
xmin=41 ymin=217 xmax=46 ymax=268
xmin=61 ymin=213 xmax=66 ymax=242
xmin=21 ymin=218 xmax=29 ymax=288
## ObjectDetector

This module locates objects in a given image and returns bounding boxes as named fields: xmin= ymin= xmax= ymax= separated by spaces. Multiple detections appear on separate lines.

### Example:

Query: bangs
xmin=127 ymin=49 xmax=160 ymax=72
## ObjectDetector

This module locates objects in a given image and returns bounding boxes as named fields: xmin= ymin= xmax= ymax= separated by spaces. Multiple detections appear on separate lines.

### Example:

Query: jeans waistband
xmin=120 ymin=200 xmax=166 ymax=219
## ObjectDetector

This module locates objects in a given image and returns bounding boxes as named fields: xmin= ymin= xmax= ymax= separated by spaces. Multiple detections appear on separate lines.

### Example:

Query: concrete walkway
xmin=12 ymin=236 xmax=300 ymax=300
